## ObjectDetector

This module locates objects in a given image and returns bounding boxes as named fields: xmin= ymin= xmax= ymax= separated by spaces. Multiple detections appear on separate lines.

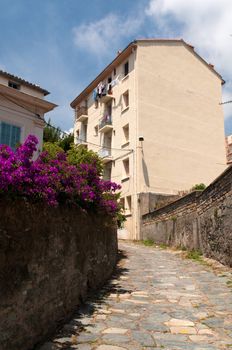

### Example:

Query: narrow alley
xmin=37 ymin=242 xmax=232 ymax=350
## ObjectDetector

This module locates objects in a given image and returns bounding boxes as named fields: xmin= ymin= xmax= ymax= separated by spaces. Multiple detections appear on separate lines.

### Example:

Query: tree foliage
xmin=43 ymin=142 xmax=64 ymax=159
xmin=67 ymin=145 xmax=103 ymax=176
xmin=58 ymin=133 xmax=74 ymax=152
xmin=43 ymin=119 xmax=61 ymax=143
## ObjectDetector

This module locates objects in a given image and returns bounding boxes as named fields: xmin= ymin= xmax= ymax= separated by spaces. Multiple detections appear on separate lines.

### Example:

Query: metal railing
xmin=99 ymin=115 xmax=112 ymax=130
xmin=76 ymin=137 xmax=87 ymax=144
xmin=98 ymin=148 xmax=111 ymax=158
xmin=75 ymin=106 xmax=88 ymax=120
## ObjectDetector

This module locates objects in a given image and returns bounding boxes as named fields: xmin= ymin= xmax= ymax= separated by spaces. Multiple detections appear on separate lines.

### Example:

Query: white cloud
xmin=146 ymin=0 xmax=232 ymax=131
xmin=64 ymin=127 xmax=74 ymax=134
xmin=73 ymin=13 xmax=142 ymax=57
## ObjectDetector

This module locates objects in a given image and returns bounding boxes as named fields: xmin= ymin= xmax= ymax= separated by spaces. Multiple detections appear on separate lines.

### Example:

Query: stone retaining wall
xmin=142 ymin=166 xmax=232 ymax=267
xmin=0 ymin=199 xmax=117 ymax=350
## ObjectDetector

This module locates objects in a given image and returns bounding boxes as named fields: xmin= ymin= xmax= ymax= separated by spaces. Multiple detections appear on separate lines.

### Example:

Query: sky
xmin=0 ymin=0 xmax=232 ymax=135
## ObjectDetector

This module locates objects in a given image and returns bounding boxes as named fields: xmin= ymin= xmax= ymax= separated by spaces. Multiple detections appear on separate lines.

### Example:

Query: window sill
xmin=121 ymin=141 xmax=130 ymax=148
xmin=125 ymin=213 xmax=132 ymax=217
xmin=121 ymin=106 xmax=129 ymax=114
xmin=121 ymin=176 xmax=130 ymax=183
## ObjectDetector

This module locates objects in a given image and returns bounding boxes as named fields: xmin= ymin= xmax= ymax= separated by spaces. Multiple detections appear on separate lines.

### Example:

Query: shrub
xmin=0 ymin=135 xmax=122 ymax=217
xmin=43 ymin=142 xmax=64 ymax=159
xmin=67 ymin=145 xmax=103 ymax=176
xmin=192 ymin=183 xmax=206 ymax=191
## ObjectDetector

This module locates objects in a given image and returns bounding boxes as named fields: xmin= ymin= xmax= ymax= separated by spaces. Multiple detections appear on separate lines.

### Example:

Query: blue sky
xmin=0 ymin=0 xmax=232 ymax=134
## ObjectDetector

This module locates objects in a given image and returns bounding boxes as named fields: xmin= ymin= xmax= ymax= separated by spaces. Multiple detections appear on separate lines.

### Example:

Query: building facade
xmin=0 ymin=70 xmax=57 ymax=153
xmin=71 ymin=39 xmax=227 ymax=240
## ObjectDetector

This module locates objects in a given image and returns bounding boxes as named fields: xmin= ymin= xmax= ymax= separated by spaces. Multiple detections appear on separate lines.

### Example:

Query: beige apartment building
xmin=71 ymin=39 xmax=227 ymax=240
xmin=0 ymin=70 xmax=57 ymax=153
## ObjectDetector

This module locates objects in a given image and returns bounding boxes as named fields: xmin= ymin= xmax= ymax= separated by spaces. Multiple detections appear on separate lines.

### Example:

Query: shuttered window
xmin=0 ymin=122 xmax=21 ymax=149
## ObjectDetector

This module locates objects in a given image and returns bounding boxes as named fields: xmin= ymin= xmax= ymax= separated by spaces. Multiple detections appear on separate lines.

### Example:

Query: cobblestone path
xmin=38 ymin=242 xmax=232 ymax=350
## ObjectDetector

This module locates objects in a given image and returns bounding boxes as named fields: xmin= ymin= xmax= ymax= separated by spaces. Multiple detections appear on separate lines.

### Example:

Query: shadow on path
xmin=35 ymin=249 xmax=131 ymax=349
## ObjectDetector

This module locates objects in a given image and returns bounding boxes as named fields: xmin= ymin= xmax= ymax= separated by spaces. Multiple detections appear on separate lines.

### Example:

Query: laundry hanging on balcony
xmin=110 ymin=75 xmax=121 ymax=89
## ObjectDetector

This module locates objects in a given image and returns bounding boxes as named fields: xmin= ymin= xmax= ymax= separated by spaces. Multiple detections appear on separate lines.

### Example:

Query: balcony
xmin=98 ymin=148 xmax=113 ymax=163
xmin=76 ymin=137 xmax=87 ymax=148
xmin=100 ymin=93 xmax=114 ymax=104
xmin=75 ymin=106 xmax=88 ymax=122
xmin=99 ymin=115 xmax=113 ymax=133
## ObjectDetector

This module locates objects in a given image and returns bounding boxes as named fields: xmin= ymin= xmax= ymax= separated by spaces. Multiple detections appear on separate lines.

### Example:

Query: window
xmin=122 ymin=90 xmax=129 ymax=111
xmin=94 ymin=125 xmax=98 ymax=136
xmin=8 ymin=81 xmax=20 ymax=90
xmin=103 ymin=163 xmax=112 ymax=181
xmin=0 ymin=122 xmax=21 ymax=149
xmin=113 ymin=68 xmax=116 ymax=76
xmin=105 ymin=100 xmax=112 ymax=116
xmin=126 ymin=196 xmax=132 ymax=214
xmin=120 ymin=196 xmax=131 ymax=215
xmin=120 ymin=197 xmax=125 ymax=211
xmin=124 ymin=61 xmax=129 ymax=77
xmin=76 ymin=129 xmax=80 ymax=143
xmin=82 ymin=124 xmax=87 ymax=142
xmin=123 ymin=124 xmax=129 ymax=143
xmin=122 ymin=158 xmax=129 ymax=179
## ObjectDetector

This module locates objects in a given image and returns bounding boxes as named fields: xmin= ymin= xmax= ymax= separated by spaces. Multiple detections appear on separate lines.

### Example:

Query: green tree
xmin=43 ymin=142 xmax=64 ymax=159
xmin=67 ymin=145 xmax=103 ymax=175
xmin=58 ymin=133 xmax=74 ymax=152
xmin=43 ymin=119 xmax=61 ymax=143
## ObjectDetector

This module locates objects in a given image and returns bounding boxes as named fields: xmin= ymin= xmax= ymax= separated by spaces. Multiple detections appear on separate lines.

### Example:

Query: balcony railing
xmin=98 ymin=148 xmax=113 ymax=163
xmin=75 ymin=106 xmax=88 ymax=122
xmin=99 ymin=115 xmax=113 ymax=132
xmin=76 ymin=137 xmax=87 ymax=147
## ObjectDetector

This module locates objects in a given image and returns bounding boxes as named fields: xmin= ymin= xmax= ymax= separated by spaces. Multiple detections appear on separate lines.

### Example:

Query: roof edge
xmin=0 ymin=70 xmax=50 ymax=96
xmin=135 ymin=38 xmax=225 ymax=84
xmin=70 ymin=38 xmax=225 ymax=108
xmin=70 ymin=41 xmax=137 ymax=108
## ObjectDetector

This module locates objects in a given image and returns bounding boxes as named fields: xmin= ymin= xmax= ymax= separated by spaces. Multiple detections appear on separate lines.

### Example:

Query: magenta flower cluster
xmin=0 ymin=135 xmax=121 ymax=214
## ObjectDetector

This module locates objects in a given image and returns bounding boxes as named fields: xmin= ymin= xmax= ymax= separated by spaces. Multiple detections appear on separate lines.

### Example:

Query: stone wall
xmin=0 ymin=199 xmax=117 ymax=350
xmin=138 ymin=192 xmax=180 ymax=216
xmin=142 ymin=166 xmax=232 ymax=267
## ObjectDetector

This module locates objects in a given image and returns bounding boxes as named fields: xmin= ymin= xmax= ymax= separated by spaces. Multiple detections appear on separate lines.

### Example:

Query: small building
xmin=0 ymin=70 xmax=57 ymax=152
xmin=70 ymin=39 xmax=227 ymax=240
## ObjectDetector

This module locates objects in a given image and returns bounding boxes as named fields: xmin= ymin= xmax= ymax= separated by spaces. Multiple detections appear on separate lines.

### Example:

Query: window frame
xmin=124 ymin=61 xmax=129 ymax=77
xmin=8 ymin=80 xmax=21 ymax=90
xmin=0 ymin=121 xmax=21 ymax=149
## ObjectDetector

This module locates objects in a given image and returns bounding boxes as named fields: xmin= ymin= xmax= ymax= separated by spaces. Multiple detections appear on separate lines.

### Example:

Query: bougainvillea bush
xmin=0 ymin=135 xmax=121 ymax=216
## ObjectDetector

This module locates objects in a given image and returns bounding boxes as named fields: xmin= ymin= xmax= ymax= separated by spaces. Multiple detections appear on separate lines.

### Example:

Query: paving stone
xmin=102 ymin=334 xmax=130 ymax=343
xmin=189 ymin=335 xmax=215 ymax=342
xmin=54 ymin=337 xmax=72 ymax=344
xmin=71 ymin=345 xmax=92 ymax=350
xmin=102 ymin=327 xmax=128 ymax=334
xmin=76 ymin=333 xmax=98 ymax=343
xmin=38 ymin=242 xmax=232 ymax=350
xmin=132 ymin=331 xmax=156 ymax=346
xmin=165 ymin=318 xmax=195 ymax=327
xmin=96 ymin=346 xmax=127 ymax=350
xmin=170 ymin=326 xmax=197 ymax=334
